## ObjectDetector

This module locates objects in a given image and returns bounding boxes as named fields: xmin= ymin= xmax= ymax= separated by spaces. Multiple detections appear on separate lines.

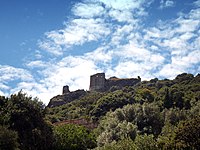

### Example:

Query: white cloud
xmin=35 ymin=56 xmax=101 ymax=103
xmin=38 ymin=39 xmax=63 ymax=56
xmin=111 ymin=24 xmax=135 ymax=45
xmin=118 ymin=44 xmax=151 ymax=61
xmin=113 ymin=61 xmax=157 ymax=80
xmin=85 ymin=46 xmax=113 ymax=63
xmin=165 ymin=0 xmax=175 ymax=7
xmin=159 ymin=64 xmax=184 ymax=79
xmin=142 ymin=2 xmax=200 ymax=79
xmin=72 ymin=3 xmax=105 ymax=18
xmin=0 ymin=65 xmax=35 ymax=101
xmin=39 ymin=0 xmax=151 ymax=56
xmin=0 ymin=91 xmax=4 ymax=96
xmin=160 ymin=0 xmax=175 ymax=9
xmin=40 ymin=18 xmax=110 ymax=55
xmin=26 ymin=60 xmax=48 ymax=68
xmin=175 ymin=19 xmax=200 ymax=33
xmin=10 ymin=81 xmax=51 ymax=104
xmin=0 ymin=83 xmax=10 ymax=90
xmin=188 ymin=8 xmax=200 ymax=19
xmin=99 ymin=0 xmax=142 ymax=10
xmin=158 ymin=50 xmax=200 ymax=79
xmin=194 ymin=0 xmax=200 ymax=7
xmin=36 ymin=0 xmax=199 ymax=102
xmin=0 ymin=65 xmax=33 ymax=82
xmin=109 ymin=9 xmax=134 ymax=23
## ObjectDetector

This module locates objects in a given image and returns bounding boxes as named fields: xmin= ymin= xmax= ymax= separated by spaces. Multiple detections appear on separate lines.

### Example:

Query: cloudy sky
xmin=0 ymin=0 xmax=200 ymax=104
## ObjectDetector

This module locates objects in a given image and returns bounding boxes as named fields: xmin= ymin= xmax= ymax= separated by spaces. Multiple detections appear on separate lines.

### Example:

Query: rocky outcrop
xmin=48 ymin=89 xmax=86 ymax=108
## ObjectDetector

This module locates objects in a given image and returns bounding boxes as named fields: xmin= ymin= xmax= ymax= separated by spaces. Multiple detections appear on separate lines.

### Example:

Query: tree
xmin=53 ymin=124 xmax=96 ymax=150
xmin=157 ymin=122 xmax=177 ymax=149
xmin=96 ymin=104 xmax=139 ymax=147
xmin=134 ymin=134 xmax=159 ymax=150
xmin=1 ymin=91 xmax=53 ymax=150
xmin=174 ymin=117 xmax=200 ymax=149
xmin=97 ymin=120 xmax=137 ymax=147
xmin=0 ymin=125 xmax=19 ymax=150
xmin=97 ymin=138 xmax=136 ymax=150
xmin=163 ymin=88 xmax=173 ymax=109
xmin=136 ymin=103 xmax=164 ymax=136
xmin=137 ymin=88 xmax=155 ymax=103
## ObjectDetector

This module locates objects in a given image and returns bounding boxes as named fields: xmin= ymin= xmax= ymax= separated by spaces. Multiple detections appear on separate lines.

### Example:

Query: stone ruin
xmin=63 ymin=85 xmax=70 ymax=94
xmin=48 ymin=73 xmax=141 ymax=107
xmin=89 ymin=73 xmax=106 ymax=91
xmin=89 ymin=73 xmax=141 ymax=92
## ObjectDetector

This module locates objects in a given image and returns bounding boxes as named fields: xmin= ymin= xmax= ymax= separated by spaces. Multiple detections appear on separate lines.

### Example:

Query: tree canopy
xmin=1 ymin=73 xmax=200 ymax=149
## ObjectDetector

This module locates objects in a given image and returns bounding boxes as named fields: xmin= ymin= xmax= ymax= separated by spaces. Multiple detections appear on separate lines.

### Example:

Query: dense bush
xmin=53 ymin=124 xmax=96 ymax=150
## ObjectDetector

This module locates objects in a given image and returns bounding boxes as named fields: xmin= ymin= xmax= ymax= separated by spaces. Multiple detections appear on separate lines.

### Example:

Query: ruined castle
xmin=48 ymin=73 xmax=141 ymax=107
xmin=89 ymin=73 xmax=141 ymax=92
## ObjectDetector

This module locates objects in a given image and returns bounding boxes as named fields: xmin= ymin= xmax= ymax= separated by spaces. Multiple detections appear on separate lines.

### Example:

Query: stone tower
xmin=89 ymin=73 xmax=105 ymax=91
xmin=63 ymin=85 xmax=70 ymax=94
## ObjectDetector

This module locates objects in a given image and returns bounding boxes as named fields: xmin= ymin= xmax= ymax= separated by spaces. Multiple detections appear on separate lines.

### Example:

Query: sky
xmin=0 ymin=0 xmax=200 ymax=104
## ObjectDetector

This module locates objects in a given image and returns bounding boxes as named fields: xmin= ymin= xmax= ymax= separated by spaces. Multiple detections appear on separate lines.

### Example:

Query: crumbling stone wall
xmin=89 ymin=73 xmax=141 ymax=92
xmin=105 ymin=77 xmax=141 ymax=91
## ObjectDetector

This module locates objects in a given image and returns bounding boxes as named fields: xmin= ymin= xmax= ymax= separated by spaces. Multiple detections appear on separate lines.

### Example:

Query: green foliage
xmin=46 ymin=92 xmax=105 ymax=122
xmin=53 ymin=124 xmax=96 ymax=150
xmin=163 ymin=88 xmax=173 ymax=109
xmin=174 ymin=117 xmax=200 ymax=149
xmin=134 ymin=134 xmax=158 ymax=150
xmin=135 ymin=103 xmax=164 ymax=136
xmin=0 ymin=125 xmax=19 ymax=150
xmin=96 ymin=102 xmax=164 ymax=147
xmin=0 ymin=96 xmax=9 ymax=125
xmin=164 ymin=108 xmax=188 ymax=125
xmin=96 ymin=104 xmax=139 ymax=146
xmin=157 ymin=122 xmax=177 ymax=149
xmin=91 ymin=90 xmax=134 ymax=118
xmin=97 ymin=120 xmax=137 ymax=147
xmin=0 ymin=91 xmax=53 ymax=150
xmin=96 ymin=138 xmax=135 ymax=150
xmin=135 ymin=88 xmax=155 ymax=103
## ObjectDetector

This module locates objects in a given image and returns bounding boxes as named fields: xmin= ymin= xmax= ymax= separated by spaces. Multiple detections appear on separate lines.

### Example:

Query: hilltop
xmin=48 ymin=73 xmax=141 ymax=107
xmin=46 ymin=73 xmax=200 ymax=122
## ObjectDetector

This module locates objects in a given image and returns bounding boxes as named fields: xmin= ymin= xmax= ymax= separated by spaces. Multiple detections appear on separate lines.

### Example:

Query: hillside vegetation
xmin=0 ymin=73 xmax=200 ymax=149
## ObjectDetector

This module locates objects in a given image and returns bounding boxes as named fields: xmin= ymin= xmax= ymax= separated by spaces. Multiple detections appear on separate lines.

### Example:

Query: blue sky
xmin=0 ymin=0 xmax=200 ymax=104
